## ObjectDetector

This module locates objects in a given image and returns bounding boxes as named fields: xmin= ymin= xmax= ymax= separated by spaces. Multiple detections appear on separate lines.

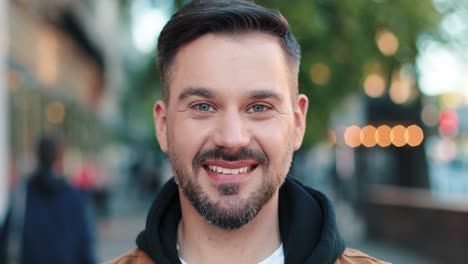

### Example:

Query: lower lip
xmin=204 ymin=167 xmax=255 ymax=183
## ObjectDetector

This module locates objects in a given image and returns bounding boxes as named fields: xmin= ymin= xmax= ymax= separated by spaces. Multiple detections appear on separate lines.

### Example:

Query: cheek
xmin=168 ymin=117 xmax=213 ymax=159
xmin=253 ymin=118 xmax=294 ymax=159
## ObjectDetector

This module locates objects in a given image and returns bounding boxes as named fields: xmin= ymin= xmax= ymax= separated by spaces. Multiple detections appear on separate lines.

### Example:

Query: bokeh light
xmin=376 ymin=125 xmax=392 ymax=147
xmin=417 ymin=41 xmax=466 ymax=96
xmin=343 ymin=125 xmax=425 ymax=148
xmin=360 ymin=125 xmax=377 ymax=147
xmin=435 ymin=138 xmax=458 ymax=162
xmin=421 ymin=104 xmax=439 ymax=127
xmin=376 ymin=30 xmax=399 ymax=56
xmin=46 ymin=101 xmax=66 ymax=125
xmin=310 ymin=63 xmax=331 ymax=85
xmin=132 ymin=7 xmax=168 ymax=53
xmin=439 ymin=109 xmax=458 ymax=132
xmin=363 ymin=74 xmax=386 ymax=98
xmin=405 ymin=125 xmax=424 ymax=147
xmin=391 ymin=125 xmax=406 ymax=147
xmin=440 ymin=92 xmax=463 ymax=109
xmin=344 ymin=125 xmax=362 ymax=148
xmin=389 ymin=80 xmax=411 ymax=104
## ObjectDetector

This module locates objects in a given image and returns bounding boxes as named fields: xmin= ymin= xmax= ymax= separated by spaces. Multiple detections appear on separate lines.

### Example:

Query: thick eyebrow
xmin=177 ymin=87 xmax=284 ymax=103
xmin=178 ymin=87 xmax=215 ymax=101
xmin=248 ymin=90 xmax=283 ymax=102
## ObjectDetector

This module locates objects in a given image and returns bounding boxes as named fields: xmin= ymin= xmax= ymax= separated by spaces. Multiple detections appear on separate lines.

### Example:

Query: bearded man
xmin=107 ymin=1 xmax=388 ymax=263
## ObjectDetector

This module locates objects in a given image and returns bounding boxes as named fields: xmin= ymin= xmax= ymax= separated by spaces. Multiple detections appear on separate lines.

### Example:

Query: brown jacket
xmin=104 ymin=247 xmax=390 ymax=264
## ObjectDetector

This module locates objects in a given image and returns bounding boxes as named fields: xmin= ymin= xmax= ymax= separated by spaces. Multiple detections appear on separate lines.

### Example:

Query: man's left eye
xmin=248 ymin=104 xmax=269 ymax=113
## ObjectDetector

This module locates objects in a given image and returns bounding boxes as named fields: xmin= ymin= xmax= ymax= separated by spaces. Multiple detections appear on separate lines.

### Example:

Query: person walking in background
xmin=0 ymin=135 xmax=96 ymax=264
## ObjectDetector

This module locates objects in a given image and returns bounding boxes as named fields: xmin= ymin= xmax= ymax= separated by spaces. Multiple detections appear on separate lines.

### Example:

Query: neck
xmin=177 ymin=191 xmax=281 ymax=264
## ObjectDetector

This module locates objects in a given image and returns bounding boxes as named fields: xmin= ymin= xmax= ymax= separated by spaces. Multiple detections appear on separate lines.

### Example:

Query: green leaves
xmin=258 ymin=0 xmax=440 ymax=146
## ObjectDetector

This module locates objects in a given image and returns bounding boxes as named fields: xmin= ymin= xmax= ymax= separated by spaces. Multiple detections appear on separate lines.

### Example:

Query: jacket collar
xmin=136 ymin=177 xmax=345 ymax=264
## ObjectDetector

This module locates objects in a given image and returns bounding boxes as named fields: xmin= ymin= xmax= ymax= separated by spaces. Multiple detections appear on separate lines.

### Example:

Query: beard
xmin=168 ymin=144 xmax=293 ymax=230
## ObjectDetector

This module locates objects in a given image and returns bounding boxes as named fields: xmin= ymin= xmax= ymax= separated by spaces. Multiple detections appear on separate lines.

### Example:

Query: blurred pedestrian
xmin=106 ymin=1 xmax=388 ymax=263
xmin=0 ymin=135 xmax=96 ymax=264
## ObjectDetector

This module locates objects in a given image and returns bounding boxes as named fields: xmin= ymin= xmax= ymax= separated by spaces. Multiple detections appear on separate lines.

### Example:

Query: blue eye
xmin=194 ymin=103 xmax=214 ymax=112
xmin=249 ymin=104 xmax=268 ymax=113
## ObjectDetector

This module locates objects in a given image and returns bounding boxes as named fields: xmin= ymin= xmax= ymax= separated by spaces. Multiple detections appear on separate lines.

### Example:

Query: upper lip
xmin=201 ymin=160 xmax=258 ymax=169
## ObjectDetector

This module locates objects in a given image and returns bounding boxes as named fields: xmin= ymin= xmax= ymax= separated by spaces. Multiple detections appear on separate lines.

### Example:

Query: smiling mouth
xmin=204 ymin=165 xmax=257 ymax=175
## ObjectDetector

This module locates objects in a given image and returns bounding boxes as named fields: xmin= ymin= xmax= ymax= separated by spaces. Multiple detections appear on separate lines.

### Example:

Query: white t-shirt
xmin=179 ymin=244 xmax=284 ymax=264
xmin=258 ymin=244 xmax=284 ymax=264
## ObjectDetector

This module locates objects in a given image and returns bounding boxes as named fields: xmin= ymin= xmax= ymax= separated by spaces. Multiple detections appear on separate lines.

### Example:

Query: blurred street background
xmin=1 ymin=0 xmax=468 ymax=263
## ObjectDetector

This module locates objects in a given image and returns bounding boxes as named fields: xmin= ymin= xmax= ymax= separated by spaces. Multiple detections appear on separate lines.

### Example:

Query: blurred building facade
xmin=0 ymin=0 xmax=9 ymax=221
xmin=1 ymin=0 xmax=127 ymax=220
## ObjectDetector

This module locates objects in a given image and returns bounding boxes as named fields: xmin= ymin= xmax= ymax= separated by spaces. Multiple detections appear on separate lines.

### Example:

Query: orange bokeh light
xmin=376 ymin=125 xmax=392 ymax=147
xmin=344 ymin=125 xmax=362 ymax=148
xmin=376 ymin=31 xmax=399 ymax=56
xmin=310 ymin=63 xmax=331 ymax=85
xmin=363 ymin=74 xmax=386 ymax=98
xmin=405 ymin=125 xmax=424 ymax=147
xmin=391 ymin=125 xmax=406 ymax=147
xmin=360 ymin=125 xmax=377 ymax=147
xmin=343 ymin=125 xmax=424 ymax=148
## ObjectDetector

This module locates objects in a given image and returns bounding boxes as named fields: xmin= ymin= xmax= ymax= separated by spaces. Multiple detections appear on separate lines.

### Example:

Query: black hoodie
xmin=136 ymin=177 xmax=346 ymax=264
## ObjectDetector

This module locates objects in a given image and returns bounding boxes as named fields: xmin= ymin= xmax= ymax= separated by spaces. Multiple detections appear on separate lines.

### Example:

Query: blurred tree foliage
xmin=123 ymin=0 xmax=441 ymax=148
xmin=258 ymin=0 xmax=440 ymax=146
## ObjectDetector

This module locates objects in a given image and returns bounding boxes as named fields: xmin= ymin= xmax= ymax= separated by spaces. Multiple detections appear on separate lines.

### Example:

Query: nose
xmin=212 ymin=110 xmax=250 ymax=152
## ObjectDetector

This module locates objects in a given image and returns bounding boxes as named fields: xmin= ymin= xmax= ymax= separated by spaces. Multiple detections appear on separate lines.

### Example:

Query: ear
xmin=154 ymin=100 xmax=168 ymax=153
xmin=293 ymin=94 xmax=308 ymax=150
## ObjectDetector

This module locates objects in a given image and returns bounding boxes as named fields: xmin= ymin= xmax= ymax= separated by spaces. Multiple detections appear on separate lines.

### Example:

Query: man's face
xmin=154 ymin=33 xmax=308 ymax=229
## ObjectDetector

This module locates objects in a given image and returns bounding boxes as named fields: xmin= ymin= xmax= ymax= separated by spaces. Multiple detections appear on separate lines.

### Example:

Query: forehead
xmin=168 ymin=33 xmax=292 ymax=101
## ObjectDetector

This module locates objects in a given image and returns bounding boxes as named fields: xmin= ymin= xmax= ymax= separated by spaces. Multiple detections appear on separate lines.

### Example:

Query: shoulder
xmin=58 ymin=180 xmax=84 ymax=202
xmin=103 ymin=248 xmax=155 ymax=264
xmin=336 ymin=248 xmax=391 ymax=264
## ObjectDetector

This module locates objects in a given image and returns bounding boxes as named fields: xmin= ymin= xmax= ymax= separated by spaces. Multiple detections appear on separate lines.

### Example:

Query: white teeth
xmin=207 ymin=165 xmax=252 ymax=175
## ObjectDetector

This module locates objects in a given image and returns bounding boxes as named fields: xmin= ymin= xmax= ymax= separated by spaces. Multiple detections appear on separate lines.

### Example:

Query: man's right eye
xmin=192 ymin=103 xmax=215 ymax=112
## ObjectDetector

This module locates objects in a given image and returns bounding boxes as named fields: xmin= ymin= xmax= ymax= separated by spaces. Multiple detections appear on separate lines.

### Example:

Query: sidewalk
xmin=96 ymin=182 xmax=150 ymax=262
xmin=97 ymin=210 xmax=146 ymax=262
xmin=333 ymin=199 xmax=439 ymax=264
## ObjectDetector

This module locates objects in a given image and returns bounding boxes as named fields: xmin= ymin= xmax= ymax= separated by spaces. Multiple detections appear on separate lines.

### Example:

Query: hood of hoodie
xmin=28 ymin=168 xmax=67 ymax=198
xmin=136 ymin=177 xmax=345 ymax=264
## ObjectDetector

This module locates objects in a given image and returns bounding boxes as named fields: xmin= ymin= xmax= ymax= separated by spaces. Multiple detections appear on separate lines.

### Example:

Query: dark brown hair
xmin=157 ymin=0 xmax=301 ymax=103
xmin=36 ymin=135 xmax=62 ymax=169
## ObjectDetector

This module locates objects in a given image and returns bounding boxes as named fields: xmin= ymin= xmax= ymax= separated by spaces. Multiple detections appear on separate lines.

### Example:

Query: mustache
xmin=193 ymin=147 xmax=269 ymax=166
